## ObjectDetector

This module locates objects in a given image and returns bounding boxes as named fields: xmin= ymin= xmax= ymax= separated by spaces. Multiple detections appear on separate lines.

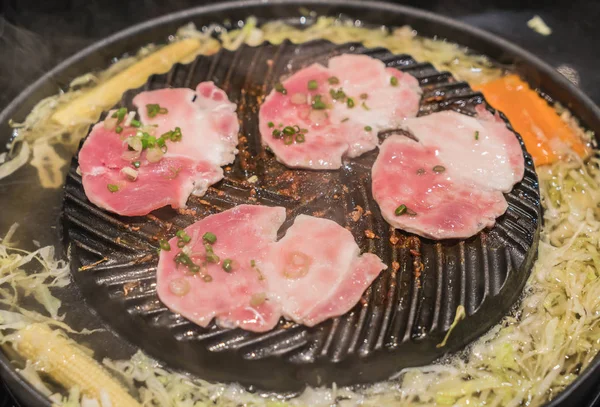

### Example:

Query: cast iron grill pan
xmin=62 ymin=40 xmax=541 ymax=392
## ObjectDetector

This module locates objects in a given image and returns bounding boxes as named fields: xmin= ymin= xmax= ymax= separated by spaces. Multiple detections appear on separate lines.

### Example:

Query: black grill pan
xmin=62 ymin=39 xmax=540 ymax=391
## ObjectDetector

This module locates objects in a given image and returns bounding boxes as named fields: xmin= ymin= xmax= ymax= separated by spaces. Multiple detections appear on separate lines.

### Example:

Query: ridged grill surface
xmin=63 ymin=40 xmax=541 ymax=392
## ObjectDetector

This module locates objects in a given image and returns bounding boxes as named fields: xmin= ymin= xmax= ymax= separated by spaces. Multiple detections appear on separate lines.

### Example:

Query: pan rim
xmin=0 ymin=1 xmax=598 ymax=405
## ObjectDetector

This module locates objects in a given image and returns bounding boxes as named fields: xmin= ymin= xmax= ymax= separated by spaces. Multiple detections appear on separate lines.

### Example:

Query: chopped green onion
xmin=364 ymin=126 xmax=372 ymax=131
xmin=347 ymin=98 xmax=355 ymax=108
xmin=176 ymin=230 xmax=192 ymax=243
xmin=112 ymin=107 xmax=127 ymax=123
xmin=174 ymin=252 xmax=202 ymax=274
xmin=390 ymin=76 xmax=399 ymax=86
xmin=311 ymin=95 xmax=327 ymax=110
xmin=283 ymin=126 xmax=295 ymax=135
xmin=168 ymin=127 xmax=182 ymax=142
xmin=107 ymin=184 xmax=119 ymax=193
xmin=274 ymin=82 xmax=287 ymax=94
xmin=283 ymin=134 xmax=294 ymax=145
xmin=268 ymin=121 xmax=274 ymax=128
xmin=202 ymin=232 xmax=217 ymax=244
xmin=222 ymin=259 xmax=233 ymax=272
xmin=328 ymin=76 xmax=340 ymax=85
xmin=329 ymin=88 xmax=346 ymax=101
xmin=475 ymin=130 xmax=480 ymax=140
xmin=395 ymin=204 xmax=407 ymax=216
xmin=362 ymin=102 xmax=371 ymax=110
xmin=307 ymin=79 xmax=318 ymax=90
xmin=146 ymin=104 xmax=168 ymax=118
xmin=206 ymin=253 xmax=220 ymax=263
xmin=341 ymin=117 xmax=350 ymax=122
xmin=133 ymin=161 xmax=141 ymax=168
xmin=272 ymin=129 xmax=282 ymax=139
xmin=360 ymin=93 xmax=368 ymax=99
xmin=251 ymin=259 xmax=256 ymax=267
xmin=295 ymin=133 xmax=305 ymax=143
xmin=202 ymin=275 xmax=213 ymax=282
xmin=433 ymin=165 xmax=446 ymax=173
xmin=130 ymin=119 xmax=141 ymax=128
xmin=115 ymin=125 xmax=123 ymax=134
xmin=159 ymin=239 xmax=171 ymax=251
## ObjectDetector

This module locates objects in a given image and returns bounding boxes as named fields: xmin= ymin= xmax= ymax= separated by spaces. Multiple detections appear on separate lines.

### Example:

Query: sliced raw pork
xmin=156 ymin=205 xmax=386 ymax=332
xmin=263 ymin=215 xmax=386 ymax=326
xmin=259 ymin=54 xmax=421 ymax=169
xmin=79 ymin=82 xmax=239 ymax=216
xmin=156 ymin=205 xmax=285 ymax=332
xmin=372 ymin=108 xmax=525 ymax=240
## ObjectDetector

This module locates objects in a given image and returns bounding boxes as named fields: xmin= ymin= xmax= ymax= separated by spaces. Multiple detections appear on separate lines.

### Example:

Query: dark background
xmin=0 ymin=0 xmax=599 ymax=405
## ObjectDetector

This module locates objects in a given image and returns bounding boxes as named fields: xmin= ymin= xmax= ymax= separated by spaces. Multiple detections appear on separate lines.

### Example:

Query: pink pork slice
xmin=263 ymin=215 xmax=386 ymax=326
xmin=156 ymin=205 xmax=286 ymax=332
xmin=79 ymin=82 xmax=239 ymax=216
xmin=156 ymin=206 xmax=387 ymax=332
xmin=259 ymin=54 xmax=422 ymax=169
xmin=372 ymin=109 xmax=525 ymax=240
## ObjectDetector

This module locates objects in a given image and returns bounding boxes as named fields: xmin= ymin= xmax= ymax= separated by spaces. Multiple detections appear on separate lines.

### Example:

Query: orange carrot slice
xmin=474 ymin=74 xmax=590 ymax=166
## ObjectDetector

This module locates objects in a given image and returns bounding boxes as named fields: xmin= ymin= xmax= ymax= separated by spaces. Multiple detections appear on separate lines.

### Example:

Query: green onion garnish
xmin=222 ymin=259 xmax=233 ymax=272
xmin=475 ymin=130 xmax=480 ymax=140
xmin=146 ymin=104 xmax=168 ymax=118
xmin=115 ymin=126 xmax=123 ymax=134
xmin=112 ymin=107 xmax=127 ymax=123
xmin=395 ymin=204 xmax=407 ymax=216
xmin=251 ymin=259 xmax=256 ymax=267
xmin=390 ymin=76 xmax=399 ymax=86
xmin=159 ymin=239 xmax=171 ymax=251
xmin=341 ymin=117 xmax=350 ymax=122
xmin=202 ymin=232 xmax=217 ymax=244
xmin=328 ymin=76 xmax=340 ymax=85
xmin=329 ymin=88 xmax=346 ymax=101
xmin=268 ymin=122 xmax=274 ymax=128
xmin=360 ymin=93 xmax=368 ymax=99
xmin=272 ymin=129 xmax=282 ymax=139
xmin=364 ymin=126 xmax=372 ymax=131
xmin=283 ymin=134 xmax=294 ymax=145
xmin=346 ymin=98 xmax=355 ymax=108
xmin=307 ymin=80 xmax=318 ymax=90
xmin=203 ymin=275 xmax=213 ymax=282
xmin=176 ymin=230 xmax=192 ymax=243
xmin=433 ymin=165 xmax=446 ymax=173
xmin=283 ymin=126 xmax=296 ymax=135
xmin=107 ymin=184 xmax=119 ymax=193
xmin=206 ymin=253 xmax=220 ymax=263
xmin=274 ymin=83 xmax=287 ymax=94
xmin=133 ymin=161 xmax=141 ymax=168
xmin=295 ymin=133 xmax=305 ymax=143
xmin=311 ymin=95 xmax=327 ymax=110
xmin=362 ymin=102 xmax=371 ymax=110
xmin=131 ymin=119 xmax=141 ymax=128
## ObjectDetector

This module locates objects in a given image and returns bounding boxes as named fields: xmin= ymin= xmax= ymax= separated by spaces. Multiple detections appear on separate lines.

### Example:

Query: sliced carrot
xmin=474 ymin=74 xmax=590 ymax=166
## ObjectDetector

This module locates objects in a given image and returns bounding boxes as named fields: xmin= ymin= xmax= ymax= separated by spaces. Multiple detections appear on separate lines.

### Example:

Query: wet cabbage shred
xmin=0 ymin=16 xmax=597 ymax=407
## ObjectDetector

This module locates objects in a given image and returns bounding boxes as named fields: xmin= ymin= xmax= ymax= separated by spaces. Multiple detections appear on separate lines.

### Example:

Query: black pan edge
xmin=0 ymin=1 xmax=599 ymax=405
